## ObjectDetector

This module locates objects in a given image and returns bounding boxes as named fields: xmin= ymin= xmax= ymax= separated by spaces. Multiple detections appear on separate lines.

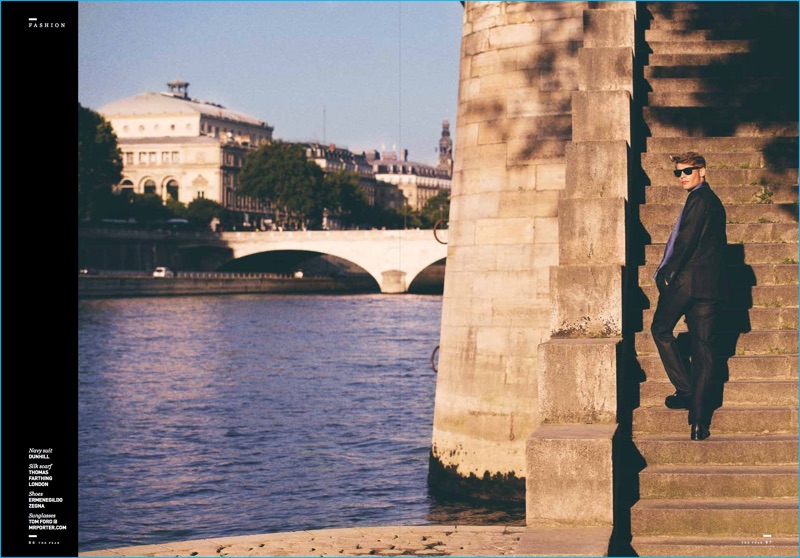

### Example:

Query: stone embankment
xmin=79 ymin=525 xmax=614 ymax=557
xmin=78 ymin=274 xmax=377 ymax=298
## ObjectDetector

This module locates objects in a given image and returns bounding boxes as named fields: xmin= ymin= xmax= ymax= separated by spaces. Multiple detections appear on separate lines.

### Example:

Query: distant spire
xmin=438 ymin=119 xmax=453 ymax=175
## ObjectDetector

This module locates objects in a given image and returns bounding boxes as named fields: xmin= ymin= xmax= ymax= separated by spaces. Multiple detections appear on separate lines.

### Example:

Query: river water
xmin=77 ymin=294 xmax=524 ymax=552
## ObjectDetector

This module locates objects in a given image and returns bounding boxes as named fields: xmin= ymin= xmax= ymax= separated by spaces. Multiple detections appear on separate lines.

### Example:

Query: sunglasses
xmin=673 ymin=166 xmax=702 ymax=177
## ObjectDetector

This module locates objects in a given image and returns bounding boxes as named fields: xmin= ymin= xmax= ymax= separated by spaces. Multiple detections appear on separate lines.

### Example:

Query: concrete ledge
xmin=579 ymin=48 xmax=633 ymax=94
xmin=565 ymin=141 xmax=629 ymax=199
xmin=538 ymin=338 xmax=621 ymax=423
xmin=572 ymin=91 xmax=631 ymax=143
xmin=557 ymin=198 xmax=626 ymax=265
xmin=516 ymin=525 xmax=613 ymax=556
xmin=549 ymin=265 xmax=623 ymax=337
xmin=583 ymin=9 xmax=635 ymax=49
xmin=527 ymin=424 xmax=618 ymax=526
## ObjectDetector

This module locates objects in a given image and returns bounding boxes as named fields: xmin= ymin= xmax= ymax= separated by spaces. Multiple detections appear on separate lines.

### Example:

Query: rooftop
xmin=99 ymin=88 xmax=271 ymax=129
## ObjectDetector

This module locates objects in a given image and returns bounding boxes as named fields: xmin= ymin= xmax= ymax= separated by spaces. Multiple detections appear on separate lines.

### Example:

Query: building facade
xmin=367 ymin=148 xmax=452 ymax=212
xmin=305 ymin=143 xmax=405 ymax=214
xmin=98 ymin=79 xmax=274 ymax=226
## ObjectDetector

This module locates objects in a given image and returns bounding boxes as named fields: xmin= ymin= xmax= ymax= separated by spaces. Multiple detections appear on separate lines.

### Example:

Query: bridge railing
xmin=79 ymin=270 xmax=332 ymax=279
xmin=176 ymin=271 xmax=327 ymax=279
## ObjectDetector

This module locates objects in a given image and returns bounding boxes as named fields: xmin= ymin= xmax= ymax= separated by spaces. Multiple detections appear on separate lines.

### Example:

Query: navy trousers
xmin=651 ymin=273 xmax=718 ymax=426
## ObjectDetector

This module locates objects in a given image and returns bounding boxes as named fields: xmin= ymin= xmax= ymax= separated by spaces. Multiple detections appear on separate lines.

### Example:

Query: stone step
xmin=639 ymin=380 xmax=798 ymax=408
xmin=638 ymin=264 xmax=798 ymax=287
xmin=644 ymin=112 xmax=798 ymax=139
xmin=646 ymin=173 xmax=798 ymax=190
xmin=648 ymin=51 xmax=753 ymax=67
xmin=632 ymin=535 xmax=799 ymax=557
xmin=635 ymin=329 xmax=798 ymax=357
xmin=644 ymin=222 xmax=798 ymax=244
xmin=646 ymin=3 xmax=752 ymax=18
xmin=638 ymin=284 xmax=798 ymax=310
xmin=632 ymin=406 xmax=798 ymax=436
xmin=647 ymin=221 xmax=797 ymax=244
xmin=639 ymin=464 xmax=799 ymax=499
xmin=642 ymin=150 xmax=798 ymax=171
xmin=639 ymin=306 xmax=798 ymax=333
xmin=646 ymin=137 xmax=798 ymax=154
xmin=644 ymin=64 xmax=792 ymax=80
xmin=643 ymin=241 xmax=798 ymax=265
xmin=645 ymin=30 xmax=726 ymax=42
xmin=639 ymin=203 xmax=798 ymax=226
xmin=647 ymin=40 xmax=753 ymax=55
xmin=630 ymin=497 xmax=798 ymax=537
xmin=646 ymin=76 xmax=792 ymax=95
xmin=636 ymin=355 xmax=798 ymax=382
xmin=633 ymin=433 xmax=799 ymax=467
xmin=647 ymin=92 xmax=779 ymax=109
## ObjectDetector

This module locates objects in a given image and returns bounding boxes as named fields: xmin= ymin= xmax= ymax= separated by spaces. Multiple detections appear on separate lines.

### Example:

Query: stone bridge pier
xmin=220 ymin=229 xmax=448 ymax=294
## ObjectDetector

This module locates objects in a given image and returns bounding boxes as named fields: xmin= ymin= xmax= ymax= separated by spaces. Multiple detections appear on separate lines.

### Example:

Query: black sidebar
xmin=1 ymin=2 xmax=79 ymax=556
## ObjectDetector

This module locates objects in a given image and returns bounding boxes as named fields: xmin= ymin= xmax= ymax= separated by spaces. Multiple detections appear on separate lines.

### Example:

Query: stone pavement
xmin=80 ymin=525 xmax=613 ymax=557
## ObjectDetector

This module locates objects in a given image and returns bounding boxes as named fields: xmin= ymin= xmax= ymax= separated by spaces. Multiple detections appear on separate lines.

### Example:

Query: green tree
xmin=420 ymin=190 xmax=450 ymax=228
xmin=239 ymin=141 xmax=324 ymax=226
xmin=323 ymin=171 xmax=371 ymax=228
xmin=129 ymin=193 xmax=171 ymax=224
xmin=165 ymin=197 xmax=187 ymax=219
xmin=393 ymin=204 xmax=423 ymax=229
xmin=78 ymin=103 xmax=123 ymax=221
xmin=185 ymin=198 xmax=227 ymax=228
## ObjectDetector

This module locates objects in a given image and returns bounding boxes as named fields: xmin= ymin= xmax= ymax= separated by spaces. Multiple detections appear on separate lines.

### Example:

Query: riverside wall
xmin=78 ymin=275 xmax=378 ymax=298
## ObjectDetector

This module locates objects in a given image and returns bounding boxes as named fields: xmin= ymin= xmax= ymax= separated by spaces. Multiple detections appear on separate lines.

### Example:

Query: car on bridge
xmin=152 ymin=267 xmax=175 ymax=278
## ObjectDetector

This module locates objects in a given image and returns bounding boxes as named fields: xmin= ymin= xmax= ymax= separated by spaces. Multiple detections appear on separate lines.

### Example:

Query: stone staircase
xmin=629 ymin=3 xmax=799 ymax=556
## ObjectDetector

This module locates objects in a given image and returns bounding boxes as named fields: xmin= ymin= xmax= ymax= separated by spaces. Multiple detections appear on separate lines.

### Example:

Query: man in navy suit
xmin=651 ymin=152 xmax=729 ymax=441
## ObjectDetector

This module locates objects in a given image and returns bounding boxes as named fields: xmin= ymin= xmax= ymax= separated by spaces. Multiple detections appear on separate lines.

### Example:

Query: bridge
xmin=219 ymin=229 xmax=448 ymax=293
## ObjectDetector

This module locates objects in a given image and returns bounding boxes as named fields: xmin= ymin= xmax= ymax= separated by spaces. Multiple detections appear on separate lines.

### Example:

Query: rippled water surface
xmin=78 ymin=294 xmax=523 ymax=551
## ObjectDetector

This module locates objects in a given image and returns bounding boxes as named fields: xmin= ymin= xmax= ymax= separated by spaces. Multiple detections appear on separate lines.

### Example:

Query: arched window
xmin=166 ymin=180 xmax=179 ymax=201
xmin=120 ymin=179 xmax=134 ymax=197
xmin=143 ymin=180 xmax=156 ymax=195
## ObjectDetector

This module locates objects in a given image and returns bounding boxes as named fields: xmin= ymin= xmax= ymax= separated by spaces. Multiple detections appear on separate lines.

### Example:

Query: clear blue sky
xmin=78 ymin=1 xmax=464 ymax=165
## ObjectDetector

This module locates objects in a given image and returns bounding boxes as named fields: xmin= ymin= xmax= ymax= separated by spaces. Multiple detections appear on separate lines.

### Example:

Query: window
xmin=149 ymin=152 xmax=157 ymax=164
xmin=166 ymin=180 xmax=179 ymax=201
xmin=172 ymin=152 xmax=180 ymax=163
xmin=139 ymin=152 xmax=147 ymax=164
xmin=197 ymin=191 xmax=205 ymax=199
xmin=144 ymin=180 xmax=156 ymax=194
xmin=125 ymin=152 xmax=133 ymax=165
xmin=162 ymin=152 xmax=170 ymax=163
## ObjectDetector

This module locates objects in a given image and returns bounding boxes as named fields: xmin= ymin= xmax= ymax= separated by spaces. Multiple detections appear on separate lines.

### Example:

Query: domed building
xmin=97 ymin=79 xmax=274 ymax=228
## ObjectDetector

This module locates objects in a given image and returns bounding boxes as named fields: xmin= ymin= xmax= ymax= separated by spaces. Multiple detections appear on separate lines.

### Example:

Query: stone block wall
xmin=430 ymin=2 xmax=589 ymax=498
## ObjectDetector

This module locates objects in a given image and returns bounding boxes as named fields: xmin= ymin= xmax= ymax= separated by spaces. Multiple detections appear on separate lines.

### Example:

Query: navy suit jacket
xmin=658 ymin=183 xmax=729 ymax=300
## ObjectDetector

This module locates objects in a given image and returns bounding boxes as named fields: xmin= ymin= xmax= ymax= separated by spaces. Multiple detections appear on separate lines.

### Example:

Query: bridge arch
xmin=219 ymin=249 xmax=382 ymax=292
xmin=220 ymin=230 xmax=448 ymax=293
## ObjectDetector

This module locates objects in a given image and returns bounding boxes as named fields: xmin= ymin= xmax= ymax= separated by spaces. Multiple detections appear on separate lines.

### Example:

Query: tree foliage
xmin=239 ymin=141 xmax=324 ymax=225
xmin=323 ymin=171 xmax=371 ymax=227
xmin=78 ymin=103 xmax=123 ymax=220
xmin=420 ymin=190 xmax=450 ymax=228
xmin=185 ymin=198 xmax=228 ymax=228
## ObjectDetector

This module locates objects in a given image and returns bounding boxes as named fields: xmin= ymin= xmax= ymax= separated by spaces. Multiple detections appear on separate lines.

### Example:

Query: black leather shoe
xmin=665 ymin=393 xmax=690 ymax=410
xmin=691 ymin=422 xmax=710 ymax=441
